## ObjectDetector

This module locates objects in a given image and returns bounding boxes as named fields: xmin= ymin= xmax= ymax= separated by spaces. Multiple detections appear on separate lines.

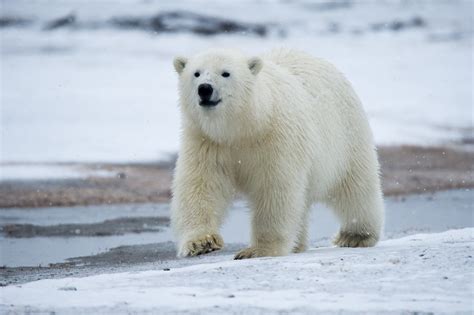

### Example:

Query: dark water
xmin=0 ymin=189 xmax=472 ymax=267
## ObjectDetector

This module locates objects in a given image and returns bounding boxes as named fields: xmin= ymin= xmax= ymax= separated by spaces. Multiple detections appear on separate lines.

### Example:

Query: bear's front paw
xmin=179 ymin=233 xmax=224 ymax=257
xmin=333 ymin=230 xmax=378 ymax=248
xmin=234 ymin=246 xmax=283 ymax=260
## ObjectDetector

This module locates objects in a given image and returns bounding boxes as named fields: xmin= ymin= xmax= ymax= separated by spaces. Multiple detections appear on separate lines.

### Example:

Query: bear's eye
xmin=194 ymin=72 xmax=200 ymax=78
xmin=222 ymin=72 xmax=230 ymax=78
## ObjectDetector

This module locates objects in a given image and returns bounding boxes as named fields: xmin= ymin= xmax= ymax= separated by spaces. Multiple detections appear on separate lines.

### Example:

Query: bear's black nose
xmin=198 ymin=83 xmax=213 ymax=101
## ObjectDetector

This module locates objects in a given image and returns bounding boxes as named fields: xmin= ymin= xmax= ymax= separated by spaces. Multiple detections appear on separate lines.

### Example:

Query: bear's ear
xmin=248 ymin=57 xmax=263 ymax=75
xmin=173 ymin=56 xmax=188 ymax=74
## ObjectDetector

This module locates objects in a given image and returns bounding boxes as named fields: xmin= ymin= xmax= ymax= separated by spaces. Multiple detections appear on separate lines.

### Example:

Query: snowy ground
xmin=0 ymin=164 xmax=114 ymax=181
xmin=1 ymin=228 xmax=472 ymax=314
xmin=1 ymin=0 xmax=473 ymax=163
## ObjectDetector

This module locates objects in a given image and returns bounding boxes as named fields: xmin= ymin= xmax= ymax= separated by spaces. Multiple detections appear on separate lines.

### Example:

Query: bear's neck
xmin=187 ymin=93 xmax=273 ymax=147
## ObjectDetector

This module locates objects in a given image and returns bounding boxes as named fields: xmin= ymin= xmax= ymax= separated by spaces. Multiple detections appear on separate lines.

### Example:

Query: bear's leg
xmin=235 ymin=185 xmax=306 ymax=259
xmin=171 ymin=140 xmax=234 ymax=257
xmin=293 ymin=205 xmax=310 ymax=253
xmin=328 ymin=171 xmax=384 ymax=248
xmin=172 ymin=171 xmax=233 ymax=257
xmin=172 ymin=177 xmax=232 ymax=257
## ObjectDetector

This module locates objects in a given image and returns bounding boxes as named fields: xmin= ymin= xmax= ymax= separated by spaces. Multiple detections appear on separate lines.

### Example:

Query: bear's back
xmin=263 ymin=48 xmax=353 ymax=101
xmin=263 ymin=48 xmax=367 ymax=128
xmin=261 ymin=48 xmax=374 ymax=188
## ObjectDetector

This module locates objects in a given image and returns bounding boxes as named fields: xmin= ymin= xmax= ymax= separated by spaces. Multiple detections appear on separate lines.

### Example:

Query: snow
xmin=1 ymin=0 xmax=472 ymax=163
xmin=0 ymin=164 xmax=114 ymax=181
xmin=1 ymin=228 xmax=473 ymax=314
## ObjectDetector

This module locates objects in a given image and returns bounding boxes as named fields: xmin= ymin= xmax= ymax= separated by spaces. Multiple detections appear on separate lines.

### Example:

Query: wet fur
xmin=171 ymin=48 xmax=384 ymax=258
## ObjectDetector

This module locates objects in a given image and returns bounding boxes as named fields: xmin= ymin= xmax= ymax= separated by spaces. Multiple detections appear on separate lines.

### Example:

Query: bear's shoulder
xmin=262 ymin=48 xmax=336 ymax=74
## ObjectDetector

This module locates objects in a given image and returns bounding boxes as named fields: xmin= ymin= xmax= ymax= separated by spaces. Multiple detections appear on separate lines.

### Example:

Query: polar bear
xmin=171 ymin=48 xmax=384 ymax=259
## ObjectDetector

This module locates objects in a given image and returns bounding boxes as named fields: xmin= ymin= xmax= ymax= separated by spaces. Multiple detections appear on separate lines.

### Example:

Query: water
xmin=0 ymin=189 xmax=472 ymax=267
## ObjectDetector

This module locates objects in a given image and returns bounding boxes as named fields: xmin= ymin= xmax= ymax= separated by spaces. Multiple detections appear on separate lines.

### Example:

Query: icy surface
xmin=1 ymin=228 xmax=473 ymax=314
xmin=1 ymin=0 xmax=473 ymax=163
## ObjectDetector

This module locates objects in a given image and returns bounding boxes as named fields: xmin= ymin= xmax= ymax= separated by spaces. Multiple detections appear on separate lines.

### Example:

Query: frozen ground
xmin=1 ymin=0 xmax=473 ymax=163
xmin=1 ymin=228 xmax=473 ymax=314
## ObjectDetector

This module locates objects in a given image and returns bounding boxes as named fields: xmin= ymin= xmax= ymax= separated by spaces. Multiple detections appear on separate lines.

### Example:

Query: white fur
xmin=171 ymin=48 xmax=384 ymax=259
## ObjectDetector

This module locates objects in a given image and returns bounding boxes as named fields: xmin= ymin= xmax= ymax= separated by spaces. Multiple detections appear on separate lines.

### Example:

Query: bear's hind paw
xmin=292 ymin=242 xmax=308 ymax=253
xmin=180 ymin=233 xmax=224 ymax=257
xmin=333 ymin=230 xmax=378 ymax=248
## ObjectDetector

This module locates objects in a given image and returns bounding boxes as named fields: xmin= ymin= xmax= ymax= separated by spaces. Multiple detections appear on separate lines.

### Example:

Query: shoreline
xmin=1 ymin=189 xmax=472 ymax=286
xmin=0 ymin=145 xmax=473 ymax=208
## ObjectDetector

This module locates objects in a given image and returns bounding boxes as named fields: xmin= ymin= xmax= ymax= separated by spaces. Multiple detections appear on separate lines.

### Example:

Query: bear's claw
xmin=292 ymin=242 xmax=308 ymax=253
xmin=333 ymin=230 xmax=378 ymax=248
xmin=183 ymin=234 xmax=224 ymax=257
xmin=234 ymin=247 xmax=259 ymax=260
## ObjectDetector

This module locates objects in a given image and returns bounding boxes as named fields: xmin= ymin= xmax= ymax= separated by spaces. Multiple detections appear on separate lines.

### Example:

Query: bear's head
xmin=173 ymin=50 xmax=265 ymax=144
